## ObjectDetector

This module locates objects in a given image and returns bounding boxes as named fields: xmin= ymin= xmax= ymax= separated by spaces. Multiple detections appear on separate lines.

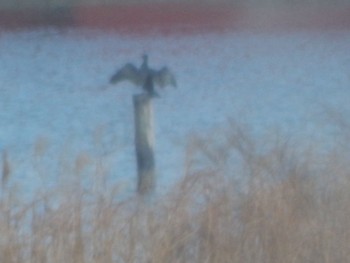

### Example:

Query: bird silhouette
xmin=110 ymin=54 xmax=177 ymax=97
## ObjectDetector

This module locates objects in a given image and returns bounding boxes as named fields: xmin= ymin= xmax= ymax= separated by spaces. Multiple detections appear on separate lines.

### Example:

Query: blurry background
xmin=0 ymin=0 xmax=349 ymax=10
xmin=0 ymin=0 xmax=349 ymax=31
xmin=1 ymin=0 xmax=350 ymax=10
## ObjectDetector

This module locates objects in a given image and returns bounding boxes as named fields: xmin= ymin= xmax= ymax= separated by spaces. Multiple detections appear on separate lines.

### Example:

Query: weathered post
xmin=133 ymin=94 xmax=156 ymax=195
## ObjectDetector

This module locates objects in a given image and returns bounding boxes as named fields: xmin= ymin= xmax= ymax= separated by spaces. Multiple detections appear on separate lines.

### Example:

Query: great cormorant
xmin=110 ymin=54 xmax=177 ymax=97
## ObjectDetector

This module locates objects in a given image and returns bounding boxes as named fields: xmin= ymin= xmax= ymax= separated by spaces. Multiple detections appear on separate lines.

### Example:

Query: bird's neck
xmin=141 ymin=56 xmax=148 ymax=69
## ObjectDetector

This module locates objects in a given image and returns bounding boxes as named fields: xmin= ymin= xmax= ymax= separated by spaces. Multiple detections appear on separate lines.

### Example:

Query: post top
xmin=133 ymin=93 xmax=152 ymax=102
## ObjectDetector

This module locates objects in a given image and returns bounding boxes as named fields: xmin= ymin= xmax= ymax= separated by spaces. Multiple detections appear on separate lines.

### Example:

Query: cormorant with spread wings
xmin=110 ymin=54 xmax=177 ymax=97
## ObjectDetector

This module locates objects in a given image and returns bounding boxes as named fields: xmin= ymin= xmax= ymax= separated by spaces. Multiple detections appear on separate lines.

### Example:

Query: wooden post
xmin=133 ymin=94 xmax=156 ymax=195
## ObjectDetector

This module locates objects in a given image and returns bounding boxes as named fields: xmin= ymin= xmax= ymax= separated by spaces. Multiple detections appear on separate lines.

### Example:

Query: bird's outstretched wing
xmin=110 ymin=63 xmax=142 ymax=86
xmin=152 ymin=67 xmax=177 ymax=89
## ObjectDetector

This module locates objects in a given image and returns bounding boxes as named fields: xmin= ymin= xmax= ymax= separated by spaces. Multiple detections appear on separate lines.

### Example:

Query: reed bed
xmin=1 ymin=119 xmax=350 ymax=263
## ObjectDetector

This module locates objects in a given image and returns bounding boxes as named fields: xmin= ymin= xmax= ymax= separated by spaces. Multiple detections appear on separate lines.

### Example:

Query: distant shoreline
xmin=1 ymin=4 xmax=350 ymax=33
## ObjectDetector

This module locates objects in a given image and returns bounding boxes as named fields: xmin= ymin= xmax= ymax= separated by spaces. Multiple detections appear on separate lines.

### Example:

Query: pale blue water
xmin=0 ymin=28 xmax=349 ymax=199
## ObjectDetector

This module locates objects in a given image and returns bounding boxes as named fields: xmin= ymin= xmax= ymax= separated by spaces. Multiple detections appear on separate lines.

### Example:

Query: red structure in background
xmin=0 ymin=3 xmax=350 ymax=33
xmin=73 ymin=4 xmax=239 ymax=33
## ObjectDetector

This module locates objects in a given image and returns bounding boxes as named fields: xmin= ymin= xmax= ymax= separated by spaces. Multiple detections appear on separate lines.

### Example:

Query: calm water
xmin=0 ymin=28 xmax=349 ymax=199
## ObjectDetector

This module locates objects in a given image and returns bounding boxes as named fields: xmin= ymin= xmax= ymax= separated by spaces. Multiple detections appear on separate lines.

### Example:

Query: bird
xmin=110 ymin=54 xmax=177 ymax=97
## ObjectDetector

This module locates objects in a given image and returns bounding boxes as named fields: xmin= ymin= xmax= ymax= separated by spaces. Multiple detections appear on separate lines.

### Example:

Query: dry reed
xmin=1 ymin=118 xmax=350 ymax=263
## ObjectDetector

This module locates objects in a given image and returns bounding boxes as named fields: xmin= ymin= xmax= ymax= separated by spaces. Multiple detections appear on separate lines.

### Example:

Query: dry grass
xmin=1 ymin=119 xmax=350 ymax=263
